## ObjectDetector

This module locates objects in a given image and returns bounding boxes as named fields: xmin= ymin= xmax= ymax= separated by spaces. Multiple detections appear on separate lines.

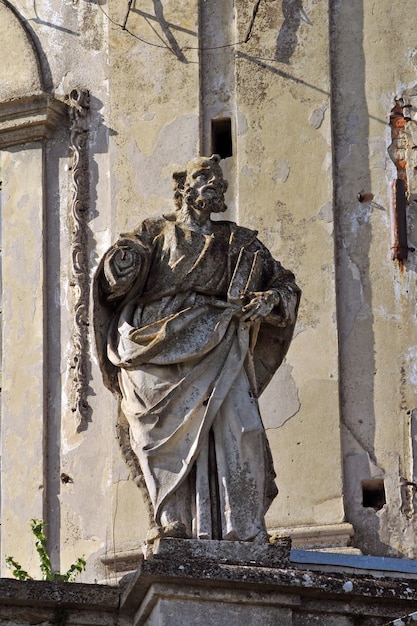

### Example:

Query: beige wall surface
xmin=332 ymin=0 xmax=417 ymax=557
xmin=1 ymin=0 xmax=417 ymax=582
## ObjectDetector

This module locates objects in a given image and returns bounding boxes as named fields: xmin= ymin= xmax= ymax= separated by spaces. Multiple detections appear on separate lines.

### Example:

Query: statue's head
xmin=173 ymin=154 xmax=228 ymax=213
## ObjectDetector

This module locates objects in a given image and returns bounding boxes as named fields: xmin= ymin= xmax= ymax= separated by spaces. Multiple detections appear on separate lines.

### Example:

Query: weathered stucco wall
xmin=2 ymin=0 xmax=417 ymax=583
xmin=233 ymin=0 xmax=343 ymax=532
xmin=332 ymin=0 xmax=417 ymax=557
xmin=0 ymin=0 xmax=113 ymax=581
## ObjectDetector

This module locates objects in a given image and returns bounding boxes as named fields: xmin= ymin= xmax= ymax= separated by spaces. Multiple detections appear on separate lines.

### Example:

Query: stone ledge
xmin=101 ymin=540 xmax=145 ymax=576
xmin=0 ymin=578 xmax=120 ymax=609
xmin=0 ymin=561 xmax=417 ymax=625
xmin=120 ymin=560 xmax=417 ymax=625
xmin=270 ymin=522 xmax=355 ymax=550
xmin=0 ymin=578 xmax=125 ymax=626
xmin=122 ymin=557 xmax=417 ymax=609
xmin=0 ymin=94 xmax=68 ymax=148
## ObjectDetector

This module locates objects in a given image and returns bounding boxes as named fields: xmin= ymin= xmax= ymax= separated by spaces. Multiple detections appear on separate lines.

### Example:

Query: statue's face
xmin=184 ymin=158 xmax=227 ymax=213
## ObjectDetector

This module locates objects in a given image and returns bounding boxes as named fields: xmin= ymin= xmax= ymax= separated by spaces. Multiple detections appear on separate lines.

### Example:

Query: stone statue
xmin=94 ymin=155 xmax=300 ymax=543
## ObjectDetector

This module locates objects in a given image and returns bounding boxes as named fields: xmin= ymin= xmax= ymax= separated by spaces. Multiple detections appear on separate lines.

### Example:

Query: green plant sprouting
xmin=5 ymin=518 xmax=86 ymax=582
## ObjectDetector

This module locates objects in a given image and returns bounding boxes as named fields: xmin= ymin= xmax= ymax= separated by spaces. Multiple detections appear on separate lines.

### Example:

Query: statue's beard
xmin=185 ymin=188 xmax=227 ymax=214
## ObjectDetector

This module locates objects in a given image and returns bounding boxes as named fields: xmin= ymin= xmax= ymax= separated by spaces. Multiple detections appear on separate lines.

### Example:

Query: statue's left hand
xmin=241 ymin=290 xmax=278 ymax=322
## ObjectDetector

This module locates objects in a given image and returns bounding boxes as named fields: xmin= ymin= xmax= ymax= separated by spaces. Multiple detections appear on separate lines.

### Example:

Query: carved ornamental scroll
xmin=67 ymin=88 xmax=91 ymax=432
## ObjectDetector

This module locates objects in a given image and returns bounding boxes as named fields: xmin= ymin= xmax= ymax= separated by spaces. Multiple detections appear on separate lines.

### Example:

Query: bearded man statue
xmin=94 ymin=155 xmax=300 ymax=543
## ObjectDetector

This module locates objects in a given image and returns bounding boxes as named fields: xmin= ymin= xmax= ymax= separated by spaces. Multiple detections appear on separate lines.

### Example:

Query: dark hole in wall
xmin=362 ymin=479 xmax=386 ymax=511
xmin=211 ymin=118 xmax=232 ymax=159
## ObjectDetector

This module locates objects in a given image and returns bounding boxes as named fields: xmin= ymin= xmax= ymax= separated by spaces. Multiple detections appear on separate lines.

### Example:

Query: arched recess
xmin=0 ymin=0 xmax=65 ymax=147
xmin=0 ymin=0 xmax=67 ymax=576
xmin=0 ymin=0 xmax=44 ymax=99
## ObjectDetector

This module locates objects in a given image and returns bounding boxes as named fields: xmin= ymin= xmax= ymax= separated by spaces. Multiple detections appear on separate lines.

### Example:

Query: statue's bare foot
xmin=162 ymin=521 xmax=188 ymax=538
xmin=146 ymin=526 xmax=163 ymax=543
xmin=252 ymin=530 xmax=270 ymax=544
xmin=146 ymin=521 xmax=188 ymax=543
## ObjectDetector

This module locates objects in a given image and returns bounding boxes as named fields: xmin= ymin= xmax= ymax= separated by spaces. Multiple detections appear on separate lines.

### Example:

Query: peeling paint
xmin=317 ymin=201 xmax=333 ymax=223
xmin=309 ymin=103 xmax=328 ymax=129
xmin=272 ymin=159 xmax=290 ymax=183
xmin=406 ymin=347 xmax=417 ymax=388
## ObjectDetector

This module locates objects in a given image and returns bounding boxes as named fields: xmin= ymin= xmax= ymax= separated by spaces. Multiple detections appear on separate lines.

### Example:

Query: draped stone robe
xmin=94 ymin=214 xmax=300 ymax=541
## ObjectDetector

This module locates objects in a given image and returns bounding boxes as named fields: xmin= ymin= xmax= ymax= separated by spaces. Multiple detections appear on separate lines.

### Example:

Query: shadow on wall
xmin=131 ymin=0 xmax=190 ymax=63
xmin=331 ymin=0 xmax=398 ymax=556
xmin=275 ymin=0 xmax=309 ymax=64
xmin=331 ymin=0 xmax=376 ymax=547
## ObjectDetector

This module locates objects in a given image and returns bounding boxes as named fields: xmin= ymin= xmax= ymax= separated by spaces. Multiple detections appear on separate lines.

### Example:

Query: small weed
xmin=5 ymin=518 xmax=86 ymax=582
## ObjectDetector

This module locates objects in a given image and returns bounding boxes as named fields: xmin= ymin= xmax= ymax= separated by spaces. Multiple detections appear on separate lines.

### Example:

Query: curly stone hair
xmin=172 ymin=154 xmax=228 ymax=211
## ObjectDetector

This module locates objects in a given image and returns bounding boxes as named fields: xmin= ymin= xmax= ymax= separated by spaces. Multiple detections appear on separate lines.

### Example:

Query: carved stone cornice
xmin=0 ymin=93 xmax=68 ymax=148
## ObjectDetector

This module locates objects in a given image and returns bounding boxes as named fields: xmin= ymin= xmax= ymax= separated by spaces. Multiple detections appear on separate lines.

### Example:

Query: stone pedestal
xmin=121 ymin=538 xmax=292 ymax=626
xmin=119 ymin=539 xmax=417 ymax=626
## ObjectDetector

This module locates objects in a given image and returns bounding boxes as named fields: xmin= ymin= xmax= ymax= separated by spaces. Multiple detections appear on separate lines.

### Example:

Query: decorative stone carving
xmin=94 ymin=155 xmax=300 ymax=542
xmin=67 ymin=88 xmax=91 ymax=432
xmin=0 ymin=95 xmax=67 ymax=149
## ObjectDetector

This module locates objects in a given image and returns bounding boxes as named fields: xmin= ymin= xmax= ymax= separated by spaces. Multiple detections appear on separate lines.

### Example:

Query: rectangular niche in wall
xmin=211 ymin=118 xmax=232 ymax=159
xmin=362 ymin=479 xmax=386 ymax=511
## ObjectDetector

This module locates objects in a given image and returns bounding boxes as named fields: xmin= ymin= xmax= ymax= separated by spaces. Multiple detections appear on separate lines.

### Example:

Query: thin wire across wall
xmin=97 ymin=0 xmax=264 ymax=55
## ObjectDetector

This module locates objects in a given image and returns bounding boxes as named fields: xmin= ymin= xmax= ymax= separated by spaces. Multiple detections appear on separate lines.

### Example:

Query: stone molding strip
xmin=66 ymin=88 xmax=91 ymax=432
xmin=0 ymin=93 xmax=67 ymax=149
xmin=270 ymin=522 xmax=355 ymax=550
